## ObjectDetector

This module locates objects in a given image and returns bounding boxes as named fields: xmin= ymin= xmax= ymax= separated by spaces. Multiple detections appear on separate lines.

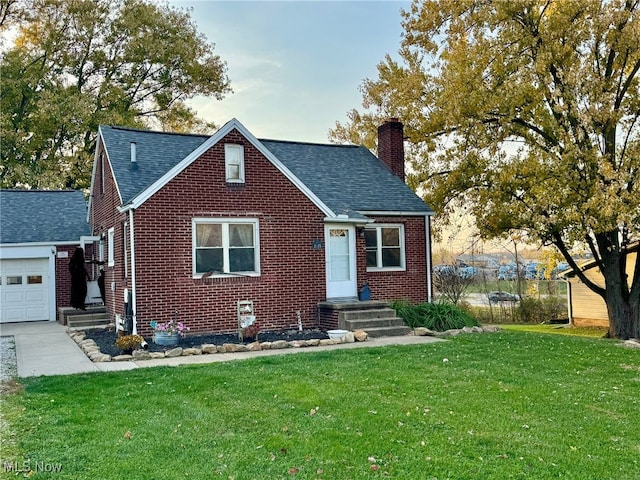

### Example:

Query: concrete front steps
xmin=319 ymin=300 xmax=411 ymax=338
xmin=58 ymin=306 xmax=111 ymax=330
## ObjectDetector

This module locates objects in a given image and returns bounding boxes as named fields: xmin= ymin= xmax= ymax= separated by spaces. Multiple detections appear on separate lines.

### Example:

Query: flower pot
xmin=327 ymin=329 xmax=348 ymax=339
xmin=153 ymin=331 xmax=180 ymax=346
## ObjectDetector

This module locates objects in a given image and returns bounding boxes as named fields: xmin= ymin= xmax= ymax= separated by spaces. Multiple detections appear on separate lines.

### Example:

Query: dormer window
xmin=225 ymin=144 xmax=245 ymax=183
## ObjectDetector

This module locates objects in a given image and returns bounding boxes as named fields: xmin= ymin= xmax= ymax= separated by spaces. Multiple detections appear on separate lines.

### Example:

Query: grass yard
xmin=501 ymin=324 xmax=609 ymax=338
xmin=1 ymin=332 xmax=639 ymax=479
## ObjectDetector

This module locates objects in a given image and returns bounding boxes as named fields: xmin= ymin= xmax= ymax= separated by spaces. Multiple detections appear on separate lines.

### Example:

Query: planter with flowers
xmin=150 ymin=320 xmax=190 ymax=346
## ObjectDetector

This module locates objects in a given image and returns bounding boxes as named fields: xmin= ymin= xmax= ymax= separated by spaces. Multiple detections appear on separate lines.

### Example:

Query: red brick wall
xmin=131 ymin=129 xmax=327 ymax=336
xmin=358 ymin=216 xmax=428 ymax=304
xmin=55 ymin=245 xmax=76 ymax=310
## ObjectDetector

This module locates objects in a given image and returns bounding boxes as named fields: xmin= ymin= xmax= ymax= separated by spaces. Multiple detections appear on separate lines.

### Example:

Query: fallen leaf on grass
xmin=288 ymin=467 xmax=299 ymax=474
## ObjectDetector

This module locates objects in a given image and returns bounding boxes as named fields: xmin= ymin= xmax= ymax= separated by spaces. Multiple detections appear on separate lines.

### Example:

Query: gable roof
xmin=0 ymin=190 xmax=90 ymax=244
xmin=96 ymin=118 xmax=433 ymax=220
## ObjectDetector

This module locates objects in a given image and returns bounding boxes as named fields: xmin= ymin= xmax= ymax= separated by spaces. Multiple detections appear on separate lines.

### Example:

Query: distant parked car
xmin=488 ymin=291 xmax=520 ymax=303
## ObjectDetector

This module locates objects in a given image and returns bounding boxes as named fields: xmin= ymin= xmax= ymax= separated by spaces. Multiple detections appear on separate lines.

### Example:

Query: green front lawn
xmin=2 ymin=332 xmax=639 ymax=479
xmin=502 ymin=324 xmax=609 ymax=338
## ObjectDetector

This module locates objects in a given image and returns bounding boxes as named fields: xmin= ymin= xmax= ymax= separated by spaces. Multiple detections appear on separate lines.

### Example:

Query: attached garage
xmin=0 ymin=190 xmax=91 ymax=323
xmin=1 ymin=258 xmax=50 ymax=322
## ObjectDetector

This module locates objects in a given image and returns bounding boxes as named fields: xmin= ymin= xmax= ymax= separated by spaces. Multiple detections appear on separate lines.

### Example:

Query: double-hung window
xmin=364 ymin=224 xmax=405 ymax=271
xmin=193 ymin=219 xmax=259 ymax=276
xmin=225 ymin=144 xmax=245 ymax=183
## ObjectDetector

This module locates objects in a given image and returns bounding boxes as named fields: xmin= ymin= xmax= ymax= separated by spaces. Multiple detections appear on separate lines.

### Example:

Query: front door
xmin=325 ymin=225 xmax=357 ymax=299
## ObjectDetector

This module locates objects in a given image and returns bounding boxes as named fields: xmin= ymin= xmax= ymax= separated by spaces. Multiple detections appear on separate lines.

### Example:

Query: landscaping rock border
xmin=61 ymin=327 xmax=640 ymax=363
xmin=67 ymin=328 xmax=371 ymax=362
xmin=413 ymin=325 xmax=501 ymax=337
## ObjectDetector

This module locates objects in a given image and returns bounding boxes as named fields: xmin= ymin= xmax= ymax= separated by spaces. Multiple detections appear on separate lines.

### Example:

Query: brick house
xmin=87 ymin=118 xmax=434 ymax=336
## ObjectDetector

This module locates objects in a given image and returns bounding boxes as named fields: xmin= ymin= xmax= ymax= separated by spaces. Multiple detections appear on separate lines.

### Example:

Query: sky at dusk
xmin=169 ymin=0 xmax=411 ymax=143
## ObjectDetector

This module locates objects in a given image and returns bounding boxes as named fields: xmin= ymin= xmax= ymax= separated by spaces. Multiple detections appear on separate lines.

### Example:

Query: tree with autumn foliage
xmin=331 ymin=0 xmax=640 ymax=339
xmin=0 ymin=0 xmax=230 ymax=189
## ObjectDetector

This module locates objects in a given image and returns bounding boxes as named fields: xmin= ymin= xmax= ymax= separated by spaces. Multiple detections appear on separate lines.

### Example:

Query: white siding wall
xmin=568 ymin=252 xmax=637 ymax=328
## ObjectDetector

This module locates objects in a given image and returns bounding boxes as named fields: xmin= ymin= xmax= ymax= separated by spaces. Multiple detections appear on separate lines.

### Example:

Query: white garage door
xmin=0 ymin=258 xmax=50 ymax=322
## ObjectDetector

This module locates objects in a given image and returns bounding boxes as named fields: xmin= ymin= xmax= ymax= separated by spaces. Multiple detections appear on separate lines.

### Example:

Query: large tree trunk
xmin=604 ymin=290 xmax=640 ymax=340
xmin=597 ymin=233 xmax=640 ymax=340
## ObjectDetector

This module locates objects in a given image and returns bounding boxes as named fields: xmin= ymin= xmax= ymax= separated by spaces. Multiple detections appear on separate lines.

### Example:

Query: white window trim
xmin=365 ymin=224 xmax=406 ymax=272
xmin=107 ymin=227 xmax=115 ymax=267
xmin=192 ymin=218 xmax=260 ymax=278
xmin=225 ymin=144 xmax=245 ymax=183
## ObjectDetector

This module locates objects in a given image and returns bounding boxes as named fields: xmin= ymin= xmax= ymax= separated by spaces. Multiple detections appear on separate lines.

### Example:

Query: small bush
xmin=518 ymin=297 xmax=567 ymax=323
xmin=391 ymin=300 xmax=479 ymax=331
xmin=114 ymin=334 xmax=144 ymax=353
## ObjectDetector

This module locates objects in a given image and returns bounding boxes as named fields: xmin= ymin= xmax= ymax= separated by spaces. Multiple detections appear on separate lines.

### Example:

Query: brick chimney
xmin=377 ymin=118 xmax=405 ymax=182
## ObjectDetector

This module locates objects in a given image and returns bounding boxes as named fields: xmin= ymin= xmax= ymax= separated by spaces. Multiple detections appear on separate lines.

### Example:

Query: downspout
xmin=128 ymin=208 xmax=138 ymax=334
xmin=425 ymin=214 xmax=433 ymax=302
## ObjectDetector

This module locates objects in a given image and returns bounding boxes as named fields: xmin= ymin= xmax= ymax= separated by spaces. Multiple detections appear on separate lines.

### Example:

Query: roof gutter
xmin=359 ymin=210 xmax=435 ymax=217
xmin=323 ymin=216 xmax=373 ymax=225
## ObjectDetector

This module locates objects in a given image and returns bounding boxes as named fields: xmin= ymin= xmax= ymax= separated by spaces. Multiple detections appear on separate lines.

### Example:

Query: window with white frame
xmin=107 ymin=227 xmax=115 ymax=267
xmin=364 ymin=224 xmax=405 ymax=270
xmin=225 ymin=144 xmax=245 ymax=183
xmin=193 ymin=219 xmax=259 ymax=276
xmin=123 ymin=222 xmax=128 ymax=278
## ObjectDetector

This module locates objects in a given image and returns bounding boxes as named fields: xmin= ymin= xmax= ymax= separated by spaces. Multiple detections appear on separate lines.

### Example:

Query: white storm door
xmin=325 ymin=225 xmax=357 ymax=299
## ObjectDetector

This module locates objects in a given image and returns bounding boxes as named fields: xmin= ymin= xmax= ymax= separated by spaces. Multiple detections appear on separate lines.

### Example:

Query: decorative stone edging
xmin=67 ymin=329 xmax=371 ymax=363
xmin=414 ymin=325 xmax=501 ymax=337
xmin=68 ymin=325 xmax=513 ymax=363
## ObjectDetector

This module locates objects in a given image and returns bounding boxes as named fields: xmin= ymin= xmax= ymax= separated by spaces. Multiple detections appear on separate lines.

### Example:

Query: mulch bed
xmin=84 ymin=328 xmax=329 ymax=357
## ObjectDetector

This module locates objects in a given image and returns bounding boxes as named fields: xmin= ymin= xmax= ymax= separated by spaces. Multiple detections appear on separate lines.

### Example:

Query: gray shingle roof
xmin=260 ymin=140 xmax=432 ymax=215
xmin=100 ymin=125 xmax=209 ymax=204
xmin=0 ymin=190 xmax=90 ymax=244
xmin=99 ymin=124 xmax=433 ymax=216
